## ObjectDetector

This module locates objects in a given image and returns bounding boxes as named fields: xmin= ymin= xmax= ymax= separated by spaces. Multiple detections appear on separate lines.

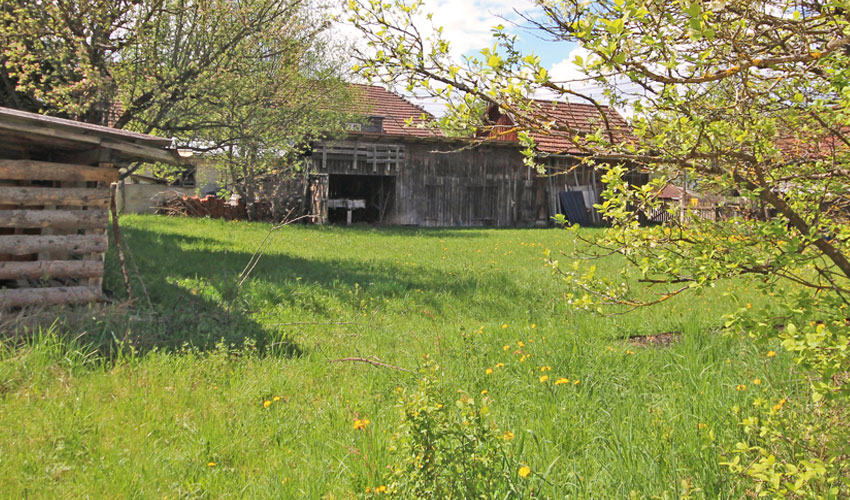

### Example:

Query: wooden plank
xmin=0 ymin=234 xmax=108 ymax=255
xmin=0 ymin=160 xmax=120 ymax=183
xmin=0 ymin=118 xmax=101 ymax=145
xmin=0 ymin=209 xmax=108 ymax=229
xmin=0 ymin=286 xmax=101 ymax=308
xmin=0 ymin=186 xmax=110 ymax=207
xmin=0 ymin=260 xmax=103 ymax=280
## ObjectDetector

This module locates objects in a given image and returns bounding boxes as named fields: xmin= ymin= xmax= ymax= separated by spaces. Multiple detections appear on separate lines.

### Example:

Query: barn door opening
xmin=327 ymin=174 xmax=395 ymax=224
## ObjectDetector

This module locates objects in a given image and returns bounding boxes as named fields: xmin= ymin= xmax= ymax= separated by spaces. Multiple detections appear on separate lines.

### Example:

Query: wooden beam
xmin=0 ymin=234 xmax=108 ymax=255
xmin=0 ymin=286 xmax=101 ymax=308
xmin=0 ymin=160 xmax=120 ymax=182
xmin=0 ymin=186 xmax=110 ymax=208
xmin=0 ymin=260 xmax=103 ymax=280
xmin=100 ymin=139 xmax=178 ymax=164
xmin=0 ymin=209 xmax=108 ymax=229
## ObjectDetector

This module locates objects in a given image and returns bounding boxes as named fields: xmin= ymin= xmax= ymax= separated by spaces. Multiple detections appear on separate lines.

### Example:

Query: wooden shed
xmin=0 ymin=106 xmax=180 ymax=308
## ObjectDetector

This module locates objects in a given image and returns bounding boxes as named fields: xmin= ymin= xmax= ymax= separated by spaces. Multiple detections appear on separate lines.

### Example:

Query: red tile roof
xmin=347 ymin=84 xmax=440 ymax=138
xmin=528 ymin=100 xmax=632 ymax=154
xmin=486 ymin=100 xmax=633 ymax=154
xmin=775 ymin=133 xmax=845 ymax=160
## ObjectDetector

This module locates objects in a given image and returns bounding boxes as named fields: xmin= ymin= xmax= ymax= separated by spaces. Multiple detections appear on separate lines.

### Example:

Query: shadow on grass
xmin=98 ymin=222 xmax=534 ymax=353
xmin=296 ymin=223 xmax=563 ymax=239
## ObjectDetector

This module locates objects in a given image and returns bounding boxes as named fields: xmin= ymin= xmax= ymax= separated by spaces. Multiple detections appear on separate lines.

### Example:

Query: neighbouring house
xmin=0 ymin=106 xmax=182 ymax=308
xmin=648 ymin=184 xmax=721 ymax=223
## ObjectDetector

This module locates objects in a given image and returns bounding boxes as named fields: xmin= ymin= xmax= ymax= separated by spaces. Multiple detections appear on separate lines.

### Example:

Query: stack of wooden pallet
xmin=0 ymin=106 xmax=180 ymax=308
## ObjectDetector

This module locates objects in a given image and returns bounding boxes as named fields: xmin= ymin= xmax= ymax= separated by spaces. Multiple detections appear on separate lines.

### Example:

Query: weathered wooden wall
xmin=0 ymin=159 xmax=117 ymax=308
xmin=389 ymin=143 xmax=536 ymax=227
xmin=313 ymin=140 xmax=540 ymax=227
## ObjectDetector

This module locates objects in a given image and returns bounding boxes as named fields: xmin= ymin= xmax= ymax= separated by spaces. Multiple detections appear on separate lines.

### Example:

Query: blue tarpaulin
xmin=558 ymin=191 xmax=589 ymax=226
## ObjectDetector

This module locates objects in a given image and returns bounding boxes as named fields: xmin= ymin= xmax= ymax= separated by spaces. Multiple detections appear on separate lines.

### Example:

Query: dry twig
xmin=328 ymin=356 xmax=413 ymax=373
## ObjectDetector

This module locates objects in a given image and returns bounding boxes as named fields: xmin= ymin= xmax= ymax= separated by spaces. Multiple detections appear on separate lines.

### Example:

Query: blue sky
xmin=336 ymin=0 xmax=607 ymax=114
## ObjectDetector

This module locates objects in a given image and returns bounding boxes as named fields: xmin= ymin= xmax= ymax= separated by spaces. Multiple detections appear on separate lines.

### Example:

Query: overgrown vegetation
xmin=348 ymin=1 xmax=850 ymax=494
xmin=0 ymin=216 xmax=805 ymax=498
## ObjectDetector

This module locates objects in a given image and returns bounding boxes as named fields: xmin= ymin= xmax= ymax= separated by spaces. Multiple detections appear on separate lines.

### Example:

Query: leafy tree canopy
xmin=1 ymin=0 xmax=355 ymax=220
xmin=348 ymin=0 xmax=850 ymax=494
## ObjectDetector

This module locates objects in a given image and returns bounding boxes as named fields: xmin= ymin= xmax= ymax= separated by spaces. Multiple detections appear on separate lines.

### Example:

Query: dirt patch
xmin=627 ymin=331 xmax=680 ymax=348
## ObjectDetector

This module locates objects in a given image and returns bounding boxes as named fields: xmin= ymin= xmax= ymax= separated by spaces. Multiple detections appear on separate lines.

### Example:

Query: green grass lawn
xmin=0 ymin=216 xmax=803 ymax=498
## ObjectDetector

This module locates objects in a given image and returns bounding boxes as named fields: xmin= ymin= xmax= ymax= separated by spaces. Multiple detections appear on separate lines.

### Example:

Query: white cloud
xmin=334 ymin=1 xmax=643 ymax=117
xmin=543 ymin=46 xmax=610 ymax=102
xmin=333 ymin=0 xmax=534 ymax=60
xmin=424 ymin=0 xmax=535 ymax=58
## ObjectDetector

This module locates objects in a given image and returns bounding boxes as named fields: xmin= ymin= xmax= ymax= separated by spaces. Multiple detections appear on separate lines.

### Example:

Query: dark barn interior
xmin=327 ymin=174 xmax=395 ymax=224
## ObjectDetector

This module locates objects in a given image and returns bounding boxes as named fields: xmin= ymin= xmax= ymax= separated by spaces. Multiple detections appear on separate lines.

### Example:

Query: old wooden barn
xmin=0 ymin=106 xmax=179 ymax=308
xmin=309 ymin=85 xmax=641 ymax=227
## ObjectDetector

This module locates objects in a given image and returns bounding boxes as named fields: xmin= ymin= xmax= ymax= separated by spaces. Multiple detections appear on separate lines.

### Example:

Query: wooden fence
xmin=0 ymin=159 xmax=118 ymax=308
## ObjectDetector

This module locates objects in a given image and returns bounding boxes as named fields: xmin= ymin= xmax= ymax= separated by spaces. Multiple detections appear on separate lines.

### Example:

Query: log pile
xmin=156 ymin=195 xmax=270 ymax=220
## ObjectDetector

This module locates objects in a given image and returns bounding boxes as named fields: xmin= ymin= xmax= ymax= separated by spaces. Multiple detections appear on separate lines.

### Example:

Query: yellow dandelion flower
xmin=207 ymin=462 xmax=216 ymax=467
xmin=753 ymin=379 xmax=762 ymax=385
xmin=517 ymin=341 xmax=524 ymax=348
xmin=353 ymin=419 xmax=369 ymax=430
xmin=503 ymin=345 xmax=510 ymax=351
xmin=539 ymin=375 xmax=549 ymax=383
xmin=365 ymin=487 xmax=371 ymax=493
xmin=481 ymin=389 xmax=488 ymax=395
xmin=485 ymin=367 xmax=494 ymax=375
xmin=736 ymin=384 xmax=746 ymax=391
xmin=555 ymin=378 xmax=569 ymax=385
xmin=273 ymin=396 xmax=281 ymax=402
xmin=573 ymin=379 xmax=580 ymax=385
xmin=698 ymin=423 xmax=707 ymax=430
xmin=767 ymin=351 xmax=776 ymax=358
xmin=263 ymin=400 xmax=272 ymax=408
xmin=519 ymin=355 xmax=527 ymax=363
xmin=518 ymin=465 xmax=531 ymax=478
xmin=502 ymin=430 xmax=515 ymax=441
xmin=375 ymin=485 xmax=387 ymax=493
xmin=495 ymin=363 xmax=504 ymax=368
xmin=531 ymin=323 xmax=536 ymax=329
